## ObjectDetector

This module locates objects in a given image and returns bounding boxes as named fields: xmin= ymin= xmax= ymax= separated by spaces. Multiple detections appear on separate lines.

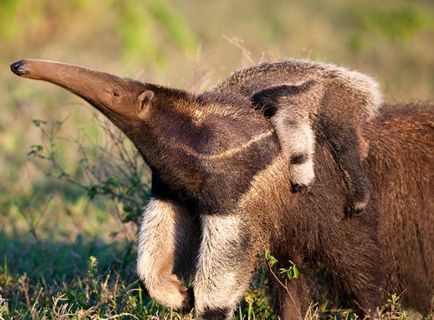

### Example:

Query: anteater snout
xmin=10 ymin=60 xmax=28 ymax=76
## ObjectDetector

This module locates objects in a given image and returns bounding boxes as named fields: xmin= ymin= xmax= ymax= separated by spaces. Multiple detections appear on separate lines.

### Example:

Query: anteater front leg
xmin=270 ymin=110 xmax=316 ymax=192
xmin=137 ymin=198 xmax=200 ymax=311
xmin=319 ymin=116 xmax=371 ymax=217
xmin=250 ymin=82 xmax=318 ymax=193
xmin=194 ymin=213 xmax=257 ymax=320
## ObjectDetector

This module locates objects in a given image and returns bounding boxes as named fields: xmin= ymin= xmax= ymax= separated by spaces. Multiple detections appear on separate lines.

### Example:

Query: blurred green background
xmin=2 ymin=0 xmax=434 ymax=241
xmin=1 ymin=0 xmax=433 ymax=318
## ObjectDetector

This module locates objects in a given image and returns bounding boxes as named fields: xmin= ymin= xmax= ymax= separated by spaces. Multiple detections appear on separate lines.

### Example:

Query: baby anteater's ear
xmin=250 ymin=80 xmax=316 ymax=117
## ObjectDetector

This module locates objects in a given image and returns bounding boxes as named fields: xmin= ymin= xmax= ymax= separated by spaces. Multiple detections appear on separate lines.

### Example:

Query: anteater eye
xmin=112 ymin=90 xmax=120 ymax=97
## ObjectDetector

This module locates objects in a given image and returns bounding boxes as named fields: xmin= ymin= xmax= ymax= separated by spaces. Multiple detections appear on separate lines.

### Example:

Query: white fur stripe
xmin=167 ymin=130 xmax=273 ymax=160
xmin=194 ymin=214 xmax=245 ymax=313
xmin=137 ymin=198 xmax=187 ymax=309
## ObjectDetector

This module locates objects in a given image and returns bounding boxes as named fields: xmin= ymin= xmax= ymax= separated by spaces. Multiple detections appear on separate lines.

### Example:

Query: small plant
xmin=374 ymin=293 xmax=409 ymax=320
xmin=242 ymin=287 xmax=276 ymax=320
xmin=278 ymin=260 xmax=299 ymax=281
xmin=27 ymin=115 xmax=151 ymax=225
xmin=87 ymin=256 xmax=98 ymax=280
xmin=264 ymin=250 xmax=299 ymax=281
xmin=0 ymin=294 xmax=9 ymax=316
xmin=264 ymin=250 xmax=303 ymax=319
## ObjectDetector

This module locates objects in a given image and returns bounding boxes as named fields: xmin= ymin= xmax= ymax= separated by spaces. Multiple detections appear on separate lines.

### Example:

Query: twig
xmin=267 ymin=264 xmax=302 ymax=319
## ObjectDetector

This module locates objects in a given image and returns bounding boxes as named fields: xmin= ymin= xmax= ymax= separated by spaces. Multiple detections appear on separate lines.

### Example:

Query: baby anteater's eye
xmin=112 ymin=90 xmax=120 ymax=97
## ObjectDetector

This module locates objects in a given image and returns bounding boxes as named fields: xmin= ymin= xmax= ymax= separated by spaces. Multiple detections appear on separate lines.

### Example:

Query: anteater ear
xmin=137 ymin=90 xmax=154 ymax=118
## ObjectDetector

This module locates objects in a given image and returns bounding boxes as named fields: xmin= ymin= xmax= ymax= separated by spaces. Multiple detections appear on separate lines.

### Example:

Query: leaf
xmin=264 ymin=250 xmax=278 ymax=267
xmin=31 ymin=119 xmax=47 ymax=127
xmin=28 ymin=144 xmax=43 ymax=156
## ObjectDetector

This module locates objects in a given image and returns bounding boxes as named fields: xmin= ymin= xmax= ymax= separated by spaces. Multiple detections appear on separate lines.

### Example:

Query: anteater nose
xmin=10 ymin=60 xmax=27 ymax=76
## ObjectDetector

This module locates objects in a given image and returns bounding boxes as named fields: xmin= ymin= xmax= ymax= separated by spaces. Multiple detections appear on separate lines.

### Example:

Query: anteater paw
xmin=345 ymin=192 xmax=370 ymax=218
xmin=288 ymin=159 xmax=315 ymax=193
xmin=344 ymin=200 xmax=368 ymax=218
xmin=139 ymin=274 xmax=192 ymax=312
xmin=290 ymin=182 xmax=310 ymax=193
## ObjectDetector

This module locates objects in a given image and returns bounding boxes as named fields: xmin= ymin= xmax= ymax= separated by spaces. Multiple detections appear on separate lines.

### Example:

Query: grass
xmin=0 ymin=230 xmax=275 ymax=319
xmin=0 ymin=237 xmax=176 ymax=319
xmin=0 ymin=233 xmax=426 ymax=319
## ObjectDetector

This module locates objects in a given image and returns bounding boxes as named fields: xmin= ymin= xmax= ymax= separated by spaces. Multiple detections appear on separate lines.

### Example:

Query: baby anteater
xmin=215 ymin=59 xmax=383 ymax=216
xmin=251 ymin=81 xmax=317 ymax=193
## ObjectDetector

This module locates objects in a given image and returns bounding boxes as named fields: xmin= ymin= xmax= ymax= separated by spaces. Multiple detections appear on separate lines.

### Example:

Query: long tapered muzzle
xmin=9 ymin=59 xmax=119 ymax=86
xmin=10 ymin=59 xmax=147 ymax=125
xmin=10 ymin=59 xmax=118 ymax=109
xmin=10 ymin=60 xmax=29 ymax=76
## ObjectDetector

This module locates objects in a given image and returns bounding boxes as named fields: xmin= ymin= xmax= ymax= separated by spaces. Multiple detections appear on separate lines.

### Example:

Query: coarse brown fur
xmin=11 ymin=59 xmax=434 ymax=319
xmin=364 ymin=103 xmax=434 ymax=313
xmin=263 ymin=102 xmax=434 ymax=318
xmin=215 ymin=59 xmax=383 ymax=216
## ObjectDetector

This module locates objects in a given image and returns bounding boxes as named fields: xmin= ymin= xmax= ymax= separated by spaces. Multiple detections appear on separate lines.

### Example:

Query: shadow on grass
xmin=0 ymin=232 xmax=271 ymax=319
xmin=0 ymin=231 xmax=136 ymax=282
xmin=0 ymin=232 xmax=170 ymax=319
